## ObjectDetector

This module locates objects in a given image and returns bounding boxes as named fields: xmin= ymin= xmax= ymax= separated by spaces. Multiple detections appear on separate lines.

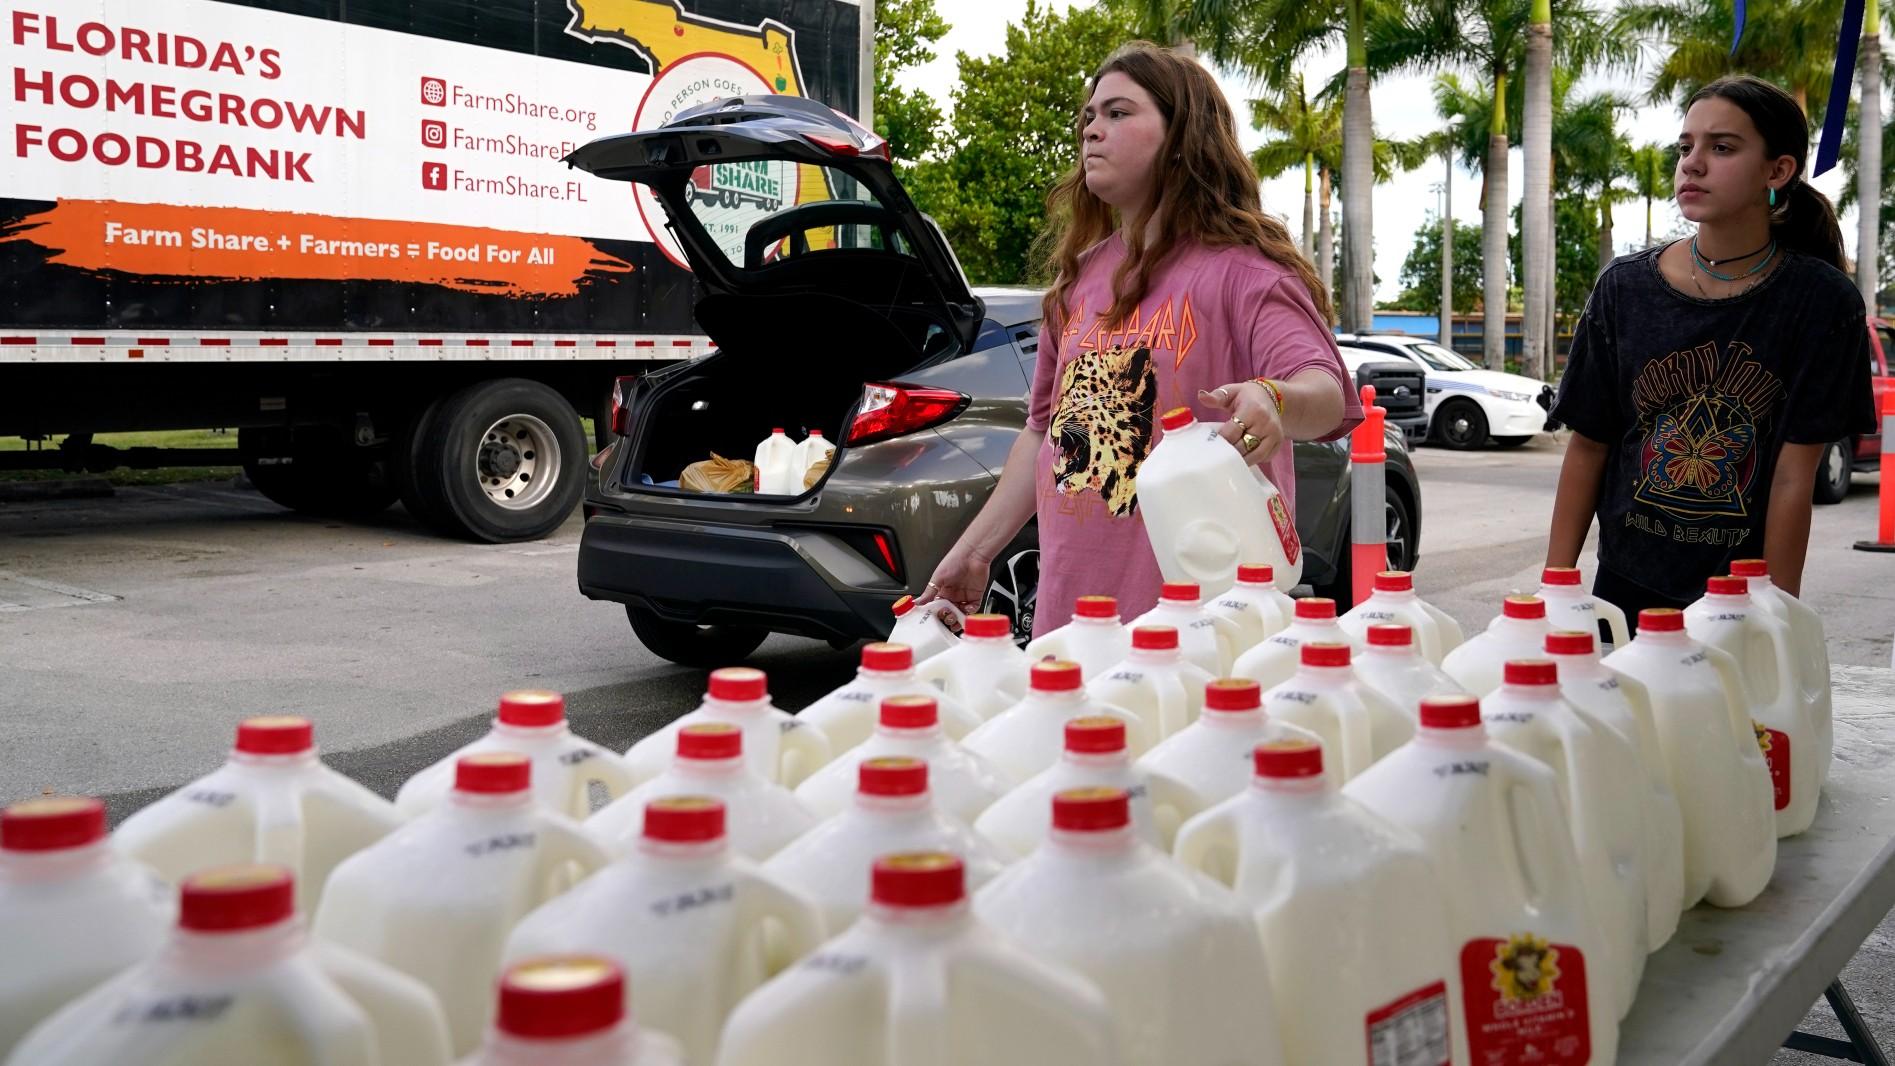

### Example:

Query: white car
xmin=1336 ymin=333 xmax=1557 ymax=449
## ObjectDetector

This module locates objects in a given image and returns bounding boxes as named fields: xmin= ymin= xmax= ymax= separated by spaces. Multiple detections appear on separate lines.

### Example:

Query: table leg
xmin=1782 ymin=981 xmax=1890 ymax=1065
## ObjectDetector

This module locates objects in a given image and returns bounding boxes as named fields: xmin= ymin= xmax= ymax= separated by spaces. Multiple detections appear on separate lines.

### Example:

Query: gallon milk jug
xmin=762 ymin=757 xmax=1010 ymax=933
xmin=1544 ymin=629 xmax=1686 ymax=949
xmin=1603 ymin=609 xmax=1776 ymax=908
xmin=1482 ymin=662 xmax=1649 ymax=1018
xmin=0 ymin=797 xmax=172 ymax=1057
xmin=976 ymin=716 xmax=1200 ymax=858
xmin=1024 ymin=595 xmax=1134 ymax=680
xmin=963 ymin=661 xmax=1151 ymax=783
xmin=753 ymin=428 xmax=800 ymax=495
xmin=887 ymin=596 xmax=964 ymax=665
xmin=1338 ymin=571 xmax=1465 ymax=665
xmin=397 ymin=691 xmax=636 ymax=822
xmin=315 ymin=753 xmax=614 ymax=1056
xmin=1441 ymin=596 xmax=1553 ymax=697
xmin=1262 ymin=642 xmax=1410 ymax=783
xmin=916 ymin=613 xmax=1031 ymax=721
xmin=1232 ymin=597 xmax=1359 ymax=693
xmin=1732 ymin=558 xmax=1832 ymax=781
xmin=1346 ymin=697 xmax=1620 ymax=1066
xmin=624 ymin=668 xmax=833 ymax=790
xmin=1087 ymin=626 xmax=1200 ymax=741
xmin=112 ymin=715 xmax=402 ymax=913
xmin=1129 ymin=582 xmax=1238 ymax=676
xmin=1203 ymin=563 xmax=1295 ymax=660
xmin=1353 ymin=624 xmax=1469 ymax=724
xmin=792 ymin=429 xmax=836 ymax=487
xmin=1138 ymin=406 xmax=1302 ymax=594
xmin=6 ymin=864 xmax=451 ymax=1066
xmin=1174 ymin=740 xmax=1465 ymax=1066
xmin=797 ymin=643 xmax=983 ymax=757
xmin=458 ymin=956 xmax=683 ymax=1066
xmin=794 ymin=696 xmax=1013 ymax=823
xmin=1137 ymin=678 xmax=1321 ymax=811
xmin=504 ymin=797 xmax=824 ymax=1066
xmin=715 ymin=852 xmax=1118 ymax=1066
xmin=1684 ymin=576 xmax=1817 ymax=837
xmin=975 ymin=788 xmax=1283 ymax=1066
xmin=590 ymin=724 xmax=817 ymax=861
xmin=1537 ymin=567 xmax=1630 ymax=649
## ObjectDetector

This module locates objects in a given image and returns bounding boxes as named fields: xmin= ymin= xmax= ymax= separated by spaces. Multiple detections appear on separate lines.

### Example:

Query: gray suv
xmin=568 ymin=95 xmax=1421 ymax=668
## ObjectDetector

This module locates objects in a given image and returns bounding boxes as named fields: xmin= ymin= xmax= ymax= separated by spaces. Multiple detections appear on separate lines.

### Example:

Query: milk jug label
xmin=1459 ymin=935 xmax=1590 ymax=1065
xmin=1364 ymin=980 xmax=1450 ymax=1066
xmin=1267 ymin=494 xmax=1301 ymax=564
xmin=1754 ymin=722 xmax=1792 ymax=811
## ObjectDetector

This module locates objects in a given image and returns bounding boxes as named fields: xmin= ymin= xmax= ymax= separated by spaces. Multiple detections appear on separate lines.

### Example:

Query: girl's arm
xmin=1761 ymin=442 xmax=1824 ymax=596
xmin=1546 ymin=432 xmax=1610 ymax=568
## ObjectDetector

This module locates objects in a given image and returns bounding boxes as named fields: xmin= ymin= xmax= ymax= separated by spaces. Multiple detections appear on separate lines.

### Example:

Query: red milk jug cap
xmin=1031 ymin=660 xmax=1084 ymax=692
xmin=963 ymin=614 xmax=1011 ymax=638
xmin=1051 ymin=787 xmax=1130 ymax=831
xmin=496 ymin=956 xmax=625 ymax=1040
xmin=707 ymin=667 xmax=768 ymax=702
xmin=1065 ymin=715 xmax=1127 ymax=754
xmin=808 ymin=428 xmax=824 ymax=437
xmin=1367 ymin=624 xmax=1414 ymax=647
xmin=1301 ymin=642 xmax=1351 ymax=668
xmin=179 ymin=864 xmax=295 ymax=933
xmin=1205 ymin=678 xmax=1262 ymax=712
xmin=1545 ymin=631 xmax=1596 ymax=656
xmin=1502 ymin=596 xmax=1546 ymax=620
xmin=1 ymin=796 xmax=106 ymax=852
xmin=880 ymin=696 xmax=938 ymax=730
xmin=1730 ymin=559 xmax=1770 ymax=578
xmin=1254 ymin=738 xmax=1324 ymax=779
xmin=1541 ymin=566 xmax=1583 ymax=587
xmin=859 ymin=756 xmax=928 ymax=797
xmin=871 ymin=852 xmax=964 ymax=908
xmin=1419 ymin=695 xmax=1482 ymax=730
xmin=1706 ymin=576 xmax=1748 ymax=596
xmin=1237 ymin=564 xmax=1275 ymax=584
xmin=498 ymin=690 xmax=566 ymax=728
xmin=642 ymin=796 xmax=725 ymax=843
xmin=455 ymin=752 xmax=531 ymax=794
xmin=1374 ymin=571 xmax=1413 ymax=593
xmin=678 ymin=722 xmax=743 ymax=760
xmin=1640 ymin=608 xmax=1684 ymax=632
xmin=1074 ymin=595 xmax=1118 ymax=619
xmin=1505 ymin=660 xmax=1558 ymax=687
xmin=862 ymin=643 xmax=914 ymax=672
xmin=1159 ymin=406 xmax=1195 ymax=431
xmin=891 ymin=595 xmax=916 ymax=618
xmin=1161 ymin=582 xmax=1200 ymax=602
xmin=1294 ymin=597 xmax=1336 ymax=621
xmin=234 ymin=715 xmax=315 ymax=755
xmin=1132 ymin=625 xmax=1179 ymax=651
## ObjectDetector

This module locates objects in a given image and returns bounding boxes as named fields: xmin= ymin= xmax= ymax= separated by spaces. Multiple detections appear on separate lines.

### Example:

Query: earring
xmin=1768 ymin=186 xmax=1777 ymax=207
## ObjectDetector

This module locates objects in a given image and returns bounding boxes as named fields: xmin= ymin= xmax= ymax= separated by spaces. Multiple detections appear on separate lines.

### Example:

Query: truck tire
xmin=412 ymin=378 xmax=588 ymax=542
xmin=1814 ymin=439 xmax=1853 ymax=505
xmin=238 ymin=426 xmax=399 ymax=518
xmin=625 ymin=605 xmax=768 ymax=669
xmin=392 ymin=398 xmax=452 ymax=530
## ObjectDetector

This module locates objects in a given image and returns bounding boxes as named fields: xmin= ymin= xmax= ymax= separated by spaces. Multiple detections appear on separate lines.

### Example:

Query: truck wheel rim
xmin=1386 ymin=501 xmax=1409 ymax=568
xmin=1825 ymin=442 xmax=1845 ymax=487
xmin=476 ymin=414 xmax=560 ymax=511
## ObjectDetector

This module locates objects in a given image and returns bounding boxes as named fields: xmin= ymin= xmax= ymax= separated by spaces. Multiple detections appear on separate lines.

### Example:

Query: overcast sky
xmin=892 ymin=1 xmax=1867 ymax=301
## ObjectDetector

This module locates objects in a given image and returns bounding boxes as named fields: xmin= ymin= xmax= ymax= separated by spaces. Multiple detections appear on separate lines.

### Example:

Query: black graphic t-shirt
xmin=1552 ymin=245 xmax=1876 ymax=602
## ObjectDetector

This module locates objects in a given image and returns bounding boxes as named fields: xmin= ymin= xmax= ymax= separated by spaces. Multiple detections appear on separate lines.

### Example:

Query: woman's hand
xmin=1198 ymin=380 xmax=1285 ymax=466
xmin=914 ymin=540 xmax=990 ymax=616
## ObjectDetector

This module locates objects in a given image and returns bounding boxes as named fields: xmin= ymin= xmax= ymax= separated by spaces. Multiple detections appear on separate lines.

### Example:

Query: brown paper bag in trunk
xmin=679 ymin=453 xmax=756 ymax=493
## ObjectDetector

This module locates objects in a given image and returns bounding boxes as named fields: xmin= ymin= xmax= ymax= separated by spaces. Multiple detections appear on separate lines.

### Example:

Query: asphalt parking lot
xmin=0 ymin=431 xmax=1888 ymax=1061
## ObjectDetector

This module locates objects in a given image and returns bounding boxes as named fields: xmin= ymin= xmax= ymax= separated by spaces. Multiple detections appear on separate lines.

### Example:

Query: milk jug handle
xmin=1759 ymin=616 xmax=1800 ymax=710
xmin=1171 ymin=808 xmax=1238 ymax=887
xmin=252 ymin=784 xmax=309 ymax=875
xmin=744 ymin=874 xmax=827 ymax=972
xmin=884 ymin=960 xmax=953 ymax=1066
xmin=579 ymin=747 xmax=639 ymax=808
xmin=1702 ymin=645 xmax=1759 ymax=748
xmin=1592 ymin=597 xmax=1630 ymax=649
xmin=776 ymin=718 xmax=834 ymax=790
xmin=533 ymin=816 xmax=614 ymax=891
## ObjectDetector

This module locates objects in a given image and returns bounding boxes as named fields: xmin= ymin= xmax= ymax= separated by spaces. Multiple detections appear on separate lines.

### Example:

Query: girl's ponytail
xmin=1774 ymin=178 xmax=1848 ymax=273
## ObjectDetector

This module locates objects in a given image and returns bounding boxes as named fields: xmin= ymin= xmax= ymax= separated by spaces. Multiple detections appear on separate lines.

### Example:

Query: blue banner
xmin=1815 ymin=0 xmax=1866 ymax=177
xmin=1731 ymin=0 xmax=1745 ymax=55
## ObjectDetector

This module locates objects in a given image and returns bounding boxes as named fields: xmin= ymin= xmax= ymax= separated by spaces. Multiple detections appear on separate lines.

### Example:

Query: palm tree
xmin=1860 ymin=0 xmax=1882 ymax=307
xmin=1523 ymin=0 xmax=1553 ymax=390
xmin=1248 ymin=75 xmax=1335 ymax=258
xmin=1551 ymin=92 xmax=1636 ymax=272
xmin=1617 ymin=0 xmax=1845 ymax=117
xmin=1627 ymin=142 xmax=1675 ymax=248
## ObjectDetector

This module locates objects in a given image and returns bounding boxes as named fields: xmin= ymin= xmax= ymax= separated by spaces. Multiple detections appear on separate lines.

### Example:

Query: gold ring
xmin=1242 ymin=433 xmax=1261 ymax=452
xmin=1231 ymin=418 xmax=1248 ymax=433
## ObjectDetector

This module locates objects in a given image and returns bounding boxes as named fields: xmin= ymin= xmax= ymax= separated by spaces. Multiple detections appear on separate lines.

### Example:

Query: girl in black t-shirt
xmin=1547 ymin=75 xmax=1877 ymax=626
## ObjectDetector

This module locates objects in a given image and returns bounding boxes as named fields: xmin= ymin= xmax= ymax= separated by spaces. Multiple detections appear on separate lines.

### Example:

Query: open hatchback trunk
xmin=566 ymin=95 xmax=985 ymax=497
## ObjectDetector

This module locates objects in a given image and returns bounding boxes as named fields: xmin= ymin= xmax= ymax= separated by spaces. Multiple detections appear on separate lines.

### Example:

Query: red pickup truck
xmin=1823 ymin=316 xmax=1895 ymax=503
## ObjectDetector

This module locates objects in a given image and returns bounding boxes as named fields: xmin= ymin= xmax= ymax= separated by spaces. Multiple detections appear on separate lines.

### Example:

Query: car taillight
xmin=609 ymin=375 xmax=638 ymax=437
xmin=847 ymin=383 xmax=966 ymax=445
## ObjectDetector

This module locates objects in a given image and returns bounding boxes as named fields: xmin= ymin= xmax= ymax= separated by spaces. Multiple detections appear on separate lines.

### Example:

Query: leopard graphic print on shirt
xmin=1047 ymin=344 xmax=1157 ymax=516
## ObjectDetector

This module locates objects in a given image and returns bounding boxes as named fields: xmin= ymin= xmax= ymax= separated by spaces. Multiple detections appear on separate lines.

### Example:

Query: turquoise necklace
xmin=1691 ymin=236 xmax=1778 ymax=282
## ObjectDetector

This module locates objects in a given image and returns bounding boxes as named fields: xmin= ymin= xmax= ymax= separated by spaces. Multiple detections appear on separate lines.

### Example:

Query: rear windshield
xmin=683 ymin=161 xmax=915 ymax=271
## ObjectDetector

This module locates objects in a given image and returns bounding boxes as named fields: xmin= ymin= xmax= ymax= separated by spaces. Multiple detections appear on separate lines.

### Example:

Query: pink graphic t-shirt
xmin=1024 ymin=235 xmax=1361 ymax=637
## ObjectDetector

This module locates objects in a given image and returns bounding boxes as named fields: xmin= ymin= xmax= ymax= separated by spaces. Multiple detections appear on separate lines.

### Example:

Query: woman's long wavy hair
xmin=1038 ymin=41 xmax=1330 ymax=334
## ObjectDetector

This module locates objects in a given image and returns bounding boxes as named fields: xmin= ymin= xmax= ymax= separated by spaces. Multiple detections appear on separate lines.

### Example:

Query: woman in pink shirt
xmin=916 ymin=42 xmax=1360 ymax=636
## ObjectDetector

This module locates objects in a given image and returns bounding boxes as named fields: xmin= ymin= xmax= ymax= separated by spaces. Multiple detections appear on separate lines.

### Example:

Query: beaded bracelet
xmin=1250 ymin=377 xmax=1286 ymax=416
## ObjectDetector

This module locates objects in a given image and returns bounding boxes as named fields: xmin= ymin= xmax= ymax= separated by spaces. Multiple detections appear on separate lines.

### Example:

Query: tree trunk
xmin=1599 ymin=198 xmax=1615 ymax=274
xmin=1342 ymin=67 xmax=1376 ymax=331
xmin=1319 ymin=164 xmax=1336 ymax=323
xmin=1644 ymin=193 xmax=1653 ymax=248
xmin=1442 ymin=145 xmax=1455 ymax=347
xmin=1859 ymin=22 xmax=1882 ymax=310
xmin=1522 ymin=11 xmax=1553 ymax=382
xmin=1482 ymin=76 xmax=1511 ymax=372
xmin=1303 ymin=152 xmax=1316 ymax=259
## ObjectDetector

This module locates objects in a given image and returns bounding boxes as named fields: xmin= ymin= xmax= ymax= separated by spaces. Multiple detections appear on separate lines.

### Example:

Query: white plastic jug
xmin=976 ymin=716 xmax=1200 ymax=858
xmin=1137 ymin=678 xmax=1320 ymax=811
xmin=1202 ymin=563 xmax=1295 ymax=660
xmin=1338 ymin=571 xmax=1465 ymax=665
xmin=1732 ymin=558 xmax=1832 ymax=783
xmin=753 ymin=428 xmax=800 ymax=495
xmin=1231 ymin=597 xmax=1359 ymax=693
xmin=1602 ymin=609 xmax=1776 ymax=909
xmin=1353 ymin=623 xmax=1469 ymax=724
xmin=397 ymin=691 xmax=637 ymax=822
xmin=1537 ymin=567 xmax=1630 ymax=649
xmin=963 ymin=661 xmax=1151 ymax=784
xmin=1024 ymin=595 xmax=1134 ymax=680
xmin=975 ymin=787 xmax=1283 ymax=1066
xmin=762 ymin=757 xmax=1010 ymax=934
xmin=1174 ymin=740 xmax=1465 ymax=1066
xmin=505 ymin=797 xmax=824 ymax=1066
xmin=1137 ymin=405 xmax=1302 ymax=594
xmin=1482 ymin=661 xmax=1649 ymax=1019
xmin=792 ymin=429 xmax=836 ymax=488
xmin=1128 ymin=582 xmax=1238 ymax=676
xmin=315 ymin=753 xmax=614 ymax=1056
xmin=1346 ymin=697 xmax=1620 ymax=1066
xmin=7 ymin=864 xmax=451 ymax=1066
xmin=794 ymin=696 xmax=1013 ymax=823
xmin=1441 ymin=596 xmax=1553 ymax=697
xmin=797 ymin=643 xmax=983 ymax=757
xmin=590 ymin=724 xmax=816 ymax=861
xmin=887 ymin=596 xmax=964 ymax=666
xmin=0 ymin=797 xmax=173 ymax=1058
xmin=1086 ymin=626 xmax=1199 ymax=741
xmin=1261 ymin=642 xmax=1411 ymax=783
xmin=1545 ymin=629 xmax=1688 ymax=951
xmin=624 ymin=669 xmax=833 ymax=790
xmin=457 ymin=956 xmax=683 ymax=1066
xmin=1684 ymin=576 xmax=1817 ymax=837
xmin=112 ymin=715 xmax=402 ymax=913
xmin=916 ymin=613 xmax=1030 ymax=721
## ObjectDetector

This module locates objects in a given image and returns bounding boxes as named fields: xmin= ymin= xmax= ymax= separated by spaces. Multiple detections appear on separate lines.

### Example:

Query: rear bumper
xmin=1387 ymin=412 xmax=1429 ymax=444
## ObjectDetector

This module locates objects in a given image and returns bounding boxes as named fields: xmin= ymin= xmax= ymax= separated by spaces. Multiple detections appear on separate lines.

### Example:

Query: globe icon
xmin=422 ymin=80 xmax=445 ymax=105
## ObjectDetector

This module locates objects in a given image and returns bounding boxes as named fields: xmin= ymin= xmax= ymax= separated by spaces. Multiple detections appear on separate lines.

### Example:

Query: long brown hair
xmin=1038 ymin=41 xmax=1329 ymax=334
xmin=1685 ymin=75 xmax=1847 ymax=271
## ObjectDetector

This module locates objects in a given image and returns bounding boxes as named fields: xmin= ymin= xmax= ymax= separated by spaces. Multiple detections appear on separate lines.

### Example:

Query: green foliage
xmin=1391 ymin=217 xmax=1486 ymax=312
xmin=873 ymin=0 xmax=951 ymax=174
xmin=1509 ymin=196 xmax=1608 ymax=322
xmin=1616 ymin=0 xmax=1843 ymax=122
